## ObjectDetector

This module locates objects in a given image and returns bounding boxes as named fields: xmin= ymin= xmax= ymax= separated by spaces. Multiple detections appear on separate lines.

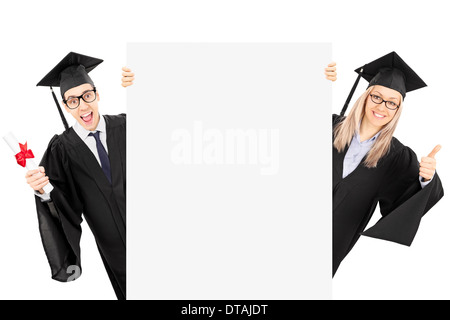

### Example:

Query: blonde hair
xmin=333 ymin=87 xmax=403 ymax=168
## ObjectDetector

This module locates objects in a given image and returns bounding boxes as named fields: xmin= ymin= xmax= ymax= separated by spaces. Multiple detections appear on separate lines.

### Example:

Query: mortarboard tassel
xmin=50 ymin=86 xmax=69 ymax=131
xmin=340 ymin=66 xmax=365 ymax=117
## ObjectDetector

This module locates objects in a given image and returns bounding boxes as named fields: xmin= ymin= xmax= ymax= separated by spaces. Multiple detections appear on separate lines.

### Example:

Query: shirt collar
xmin=355 ymin=120 xmax=381 ymax=145
xmin=355 ymin=130 xmax=380 ymax=146
xmin=73 ymin=114 xmax=105 ymax=141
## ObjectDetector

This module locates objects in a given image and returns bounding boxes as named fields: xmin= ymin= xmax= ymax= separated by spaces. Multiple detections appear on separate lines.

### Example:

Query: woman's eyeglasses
xmin=369 ymin=94 xmax=399 ymax=110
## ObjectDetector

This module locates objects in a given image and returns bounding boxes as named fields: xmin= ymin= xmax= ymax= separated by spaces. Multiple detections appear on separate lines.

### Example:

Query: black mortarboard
xmin=37 ymin=52 xmax=103 ymax=130
xmin=340 ymin=51 xmax=427 ymax=116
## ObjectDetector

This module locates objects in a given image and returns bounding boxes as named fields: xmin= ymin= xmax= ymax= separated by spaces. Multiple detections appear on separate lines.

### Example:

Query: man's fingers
xmin=26 ymin=172 xmax=46 ymax=184
xmin=122 ymin=76 xmax=135 ymax=82
xmin=26 ymin=166 xmax=46 ymax=178
xmin=122 ymin=68 xmax=135 ymax=87
xmin=324 ymin=66 xmax=336 ymax=72
xmin=326 ymin=75 xmax=337 ymax=82
xmin=122 ymin=81 xmax=134 ymax=87
xmin=32 ymin=177 xmax=49 ymax=188
xmin=29 ymin=174 xmax=48 ymax=186
xmin=327 ymin=62 xmax=336 ymax=67
xmin=25 ymin=169 xmax=40 ymax=178
xmin=25 ymin=166 xmax=49 ymax=191
xmin=35 ymin=179 xmax=49 ymax=191
xmin=428 ymin=145 xmax=441 ymax=158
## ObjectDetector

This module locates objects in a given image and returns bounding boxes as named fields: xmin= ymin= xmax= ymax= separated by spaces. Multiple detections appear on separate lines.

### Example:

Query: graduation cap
xmin=37 ymin=52 xmax=103 ymax=130
xmin=340 ymin=51 xmax=427 ymax=116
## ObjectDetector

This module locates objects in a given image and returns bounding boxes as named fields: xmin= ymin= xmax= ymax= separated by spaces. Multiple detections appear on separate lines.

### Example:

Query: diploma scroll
xmin=3 ymin=132 xmax=54 ymax=194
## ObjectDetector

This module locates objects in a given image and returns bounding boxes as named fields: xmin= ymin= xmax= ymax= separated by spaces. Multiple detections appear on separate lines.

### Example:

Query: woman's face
xmin=364 ymin=85 xmax=401 ymax=129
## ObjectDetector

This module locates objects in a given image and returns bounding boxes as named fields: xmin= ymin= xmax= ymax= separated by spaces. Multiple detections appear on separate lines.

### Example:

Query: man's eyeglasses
xmin=63 ymin=88 xmax=97 ymax=109
xmin=369 ymin=94 xmax=399 ymax=110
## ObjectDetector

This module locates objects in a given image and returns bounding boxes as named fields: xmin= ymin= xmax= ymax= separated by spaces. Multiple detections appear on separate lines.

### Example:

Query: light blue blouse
xmin=343 ymin=130 xmax=432 ymax=188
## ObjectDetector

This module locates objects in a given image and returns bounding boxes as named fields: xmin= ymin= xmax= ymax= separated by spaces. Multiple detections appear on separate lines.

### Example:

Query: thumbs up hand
xmin=419 ymin=145 xmax=441 ymax=181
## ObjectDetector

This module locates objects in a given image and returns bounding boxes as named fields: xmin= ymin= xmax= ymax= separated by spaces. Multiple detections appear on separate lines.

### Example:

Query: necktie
xmin=89 ymin=131 xmax=112 ymax=184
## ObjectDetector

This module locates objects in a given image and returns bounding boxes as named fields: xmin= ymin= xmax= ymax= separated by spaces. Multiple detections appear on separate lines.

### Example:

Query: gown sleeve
xmin=361 ymin=146 xmax=444 ymax=246
xmin=35 ymin=134 xmax=84 ymax=282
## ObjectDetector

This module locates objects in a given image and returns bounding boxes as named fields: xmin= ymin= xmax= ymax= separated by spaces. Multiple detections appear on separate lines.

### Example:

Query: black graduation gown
xmin=34 ymin=114 xmax=126 ymax=299
xmin=332 ymin=114 xmax=444 ymax=276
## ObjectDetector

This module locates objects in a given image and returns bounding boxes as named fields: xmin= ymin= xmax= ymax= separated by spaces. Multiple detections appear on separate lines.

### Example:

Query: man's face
xmin=63 ymin=83 xmax=100 ymax=131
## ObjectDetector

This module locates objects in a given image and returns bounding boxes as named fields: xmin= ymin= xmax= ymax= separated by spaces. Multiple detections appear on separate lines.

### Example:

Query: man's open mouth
xmin=81 ymin=111 xmax=93 ymax=123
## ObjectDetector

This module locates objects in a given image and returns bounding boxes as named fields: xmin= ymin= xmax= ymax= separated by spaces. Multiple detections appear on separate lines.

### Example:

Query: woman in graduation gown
xmin=326 ymin=52 xmax=444 ymax=276
xmin=25 ymin=52 xmax=134 ymax=300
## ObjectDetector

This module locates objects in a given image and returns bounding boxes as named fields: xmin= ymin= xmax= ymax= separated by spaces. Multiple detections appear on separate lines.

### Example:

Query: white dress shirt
xmin=35 ymin=115 xmax=108 ymax=201
xmin=72 ymin=114 xmax=109 ymax=164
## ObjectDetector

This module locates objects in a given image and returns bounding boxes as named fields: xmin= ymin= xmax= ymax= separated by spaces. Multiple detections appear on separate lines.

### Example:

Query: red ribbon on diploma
xmin=15 ymin=142 xmax=34 ymax=167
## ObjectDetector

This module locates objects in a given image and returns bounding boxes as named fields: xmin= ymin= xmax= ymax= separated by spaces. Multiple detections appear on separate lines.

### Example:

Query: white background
xmin=0 ymin=0 xmax=449 ymax=300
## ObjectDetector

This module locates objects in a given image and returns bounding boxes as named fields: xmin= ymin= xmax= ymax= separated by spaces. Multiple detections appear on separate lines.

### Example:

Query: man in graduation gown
xmin=25 ymin=52 xmax=134 ymax=300
xmin=329 ymin=52 xmax=444 ymax=276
